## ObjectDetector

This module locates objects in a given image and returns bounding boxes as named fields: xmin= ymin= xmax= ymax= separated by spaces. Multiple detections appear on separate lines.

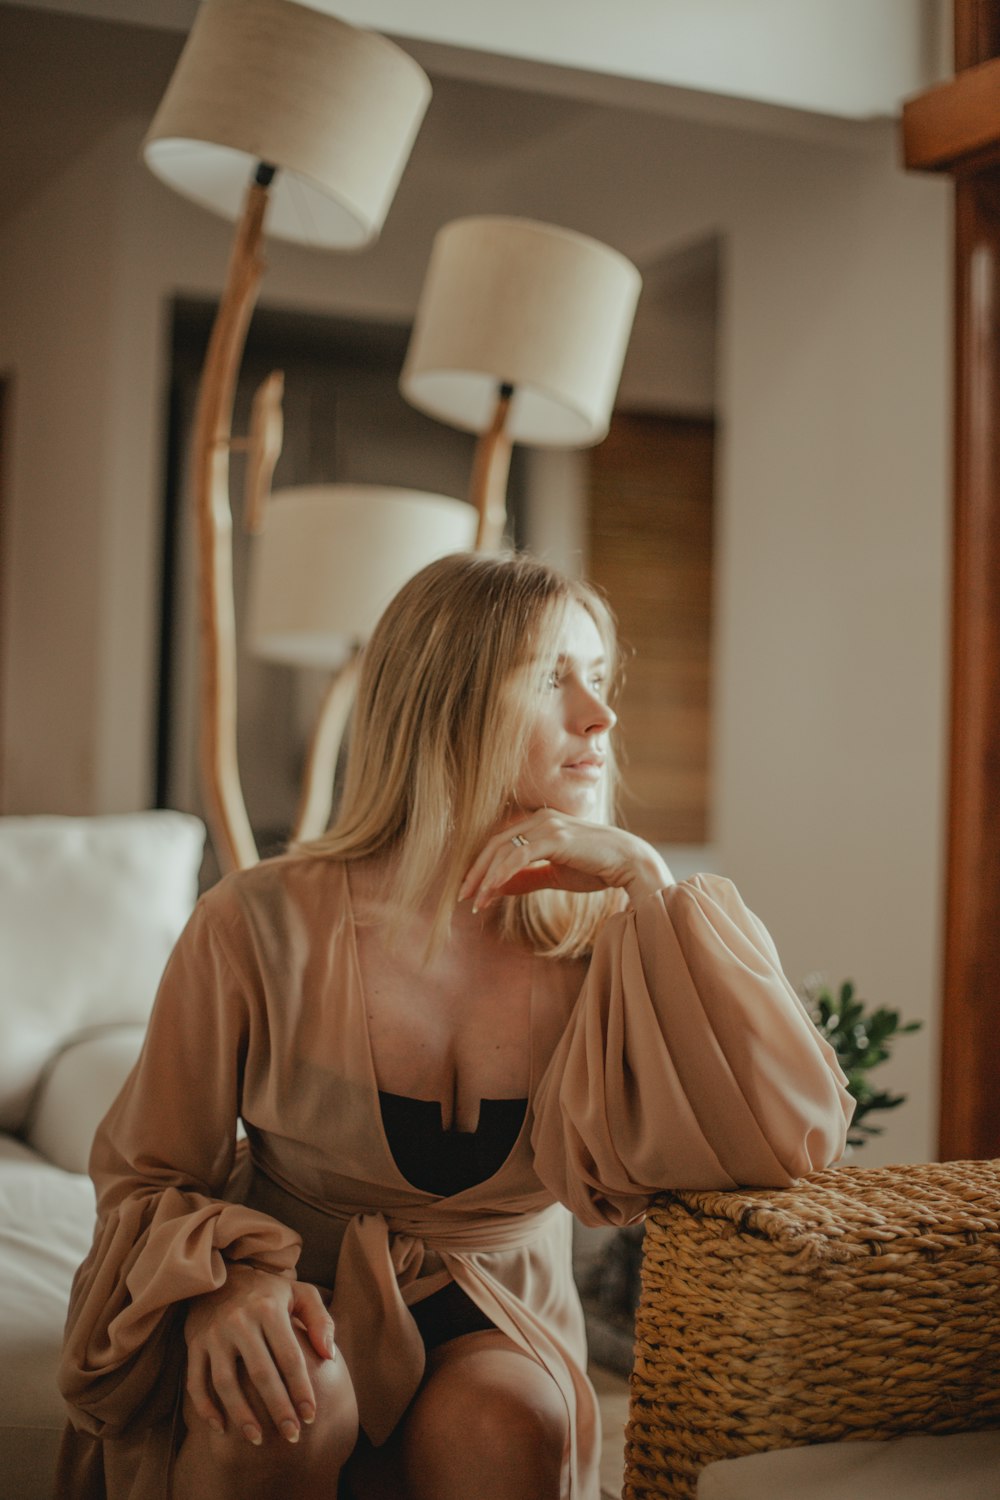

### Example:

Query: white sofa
xmin=0 ymin=811 xmax=205 ymax=1500
xmin=696 ymin=1431 xmax=1000 ymax=1498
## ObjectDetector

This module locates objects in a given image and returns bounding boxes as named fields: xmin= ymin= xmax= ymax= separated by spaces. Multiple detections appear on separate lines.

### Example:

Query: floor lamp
xmin=246 ymin=483 xmax=477 ymax=842
xmin=143 ymin=0 xmax=431 ymax=872
xmin=400 ymin=216 xmax=643 ymax=549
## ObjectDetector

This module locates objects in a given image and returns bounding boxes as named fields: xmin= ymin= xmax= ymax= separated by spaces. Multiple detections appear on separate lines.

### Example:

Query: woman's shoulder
xmin=196 ymin=848 xmax=349 ymax=936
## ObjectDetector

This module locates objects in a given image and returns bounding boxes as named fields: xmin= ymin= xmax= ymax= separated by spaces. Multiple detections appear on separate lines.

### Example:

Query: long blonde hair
xmin=304 ymin=552 xmax=628 ymax=957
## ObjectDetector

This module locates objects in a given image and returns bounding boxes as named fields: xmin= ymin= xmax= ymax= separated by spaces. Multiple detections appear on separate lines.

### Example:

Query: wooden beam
xmin=903 ymin=55 xmax=1000 ymax=174
xmin=904 ymin=1 xmax=1000 ymax=1160
xmin=955 ymin=0 xmax=1000 ymax=69
xmin=939 ymin=171 xmax=1000 ymax=1160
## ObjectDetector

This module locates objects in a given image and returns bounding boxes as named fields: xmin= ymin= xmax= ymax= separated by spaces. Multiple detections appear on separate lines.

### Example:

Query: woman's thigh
xmin=343 ymin=1330 xmax=568 ymax=1500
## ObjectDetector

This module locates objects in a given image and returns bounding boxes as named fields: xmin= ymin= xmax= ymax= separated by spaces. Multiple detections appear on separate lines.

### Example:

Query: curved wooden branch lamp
xmin=400 ymin=216 xmax=643 ymax=551
xmin=142 ymin=0 xmax=431 ymax=872
xmin=144 ymin=10 xmax=642 ymax=874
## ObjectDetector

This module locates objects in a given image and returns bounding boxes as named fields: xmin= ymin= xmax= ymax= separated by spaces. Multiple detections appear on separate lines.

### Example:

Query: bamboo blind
xmin=588 ymin=411 xmax=715 ymax=845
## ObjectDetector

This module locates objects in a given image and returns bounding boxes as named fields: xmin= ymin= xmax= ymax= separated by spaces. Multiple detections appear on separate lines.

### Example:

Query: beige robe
xmin=57 ymin=855 xmax=852 ymax=1499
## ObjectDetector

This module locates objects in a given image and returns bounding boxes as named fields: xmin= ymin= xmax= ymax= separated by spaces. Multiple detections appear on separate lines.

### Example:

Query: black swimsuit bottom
xmin=377 ymin=1092 xmax=528 ymax=1350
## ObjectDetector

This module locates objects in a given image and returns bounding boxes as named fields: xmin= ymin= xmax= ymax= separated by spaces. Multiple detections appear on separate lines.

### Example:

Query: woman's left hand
xmin=459 ymin=811 xmax=673 ymax=912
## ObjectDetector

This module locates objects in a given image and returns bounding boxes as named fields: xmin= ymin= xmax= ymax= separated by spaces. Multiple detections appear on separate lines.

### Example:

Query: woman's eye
xmin=545 ymin=670 xmax=561 ymax=689
xmin=590 ymin=675 xmax=606 ymax=693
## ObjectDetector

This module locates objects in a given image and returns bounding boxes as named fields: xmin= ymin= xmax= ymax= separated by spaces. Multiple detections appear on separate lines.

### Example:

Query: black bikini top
xmin=378 ymin=1091 xmax=528 ymax=1196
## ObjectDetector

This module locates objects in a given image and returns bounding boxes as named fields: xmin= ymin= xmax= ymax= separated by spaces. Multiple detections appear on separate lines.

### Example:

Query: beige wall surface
xmin=714 ymin=131 xmax=951 ymax=1167
xmin=0 ymin=7 xmax=950 ymax=1163
xmin=0 ymin=131 xmax=119 ymax=811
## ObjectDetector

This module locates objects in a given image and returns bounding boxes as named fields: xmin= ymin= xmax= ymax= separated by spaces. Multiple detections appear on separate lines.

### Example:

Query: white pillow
xmin=24 ymin=1025 xmax=147 ymax=1174
xmin=0 ymin=812 xmax=204 ymax=1133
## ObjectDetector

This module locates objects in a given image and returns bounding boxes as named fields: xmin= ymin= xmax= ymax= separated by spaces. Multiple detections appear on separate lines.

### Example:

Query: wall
xmin=0 ymin=132 xmax=122 ymax=811
xmin=717 ymin=128 xmax=951 ymax=1165
xmin=0 ymin=14 xmax=951 ymax=1164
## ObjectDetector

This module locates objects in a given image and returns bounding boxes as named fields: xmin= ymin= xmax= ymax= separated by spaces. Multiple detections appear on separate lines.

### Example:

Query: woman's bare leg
xmin=343 ymin=1330 xmax=568 ymax=1500
xmin=172 ymin=1327 xmax=358 ymax=1500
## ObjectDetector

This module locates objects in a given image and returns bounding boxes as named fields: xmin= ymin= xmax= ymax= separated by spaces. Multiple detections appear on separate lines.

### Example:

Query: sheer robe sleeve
xmin=58 ymin=895 xmax=301 ymax=1438
xmin=531 ymin=875 xmax=853 ymax=1226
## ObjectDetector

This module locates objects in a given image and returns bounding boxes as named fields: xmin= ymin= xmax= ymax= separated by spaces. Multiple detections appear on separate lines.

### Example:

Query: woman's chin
xmin=514 ymin=775 xmax=603 ymax=819
xmin=552 ymin=784 xmax=601 ymax=818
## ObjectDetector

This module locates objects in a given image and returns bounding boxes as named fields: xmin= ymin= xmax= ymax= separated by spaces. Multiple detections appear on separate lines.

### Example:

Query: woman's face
xmin=514 ymin=602 xmax=616 ymax=818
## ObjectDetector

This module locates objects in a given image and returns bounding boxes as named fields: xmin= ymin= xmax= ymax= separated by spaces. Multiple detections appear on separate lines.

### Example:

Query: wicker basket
xmin=624 ymin=1160 xmax=1000 ymax=1499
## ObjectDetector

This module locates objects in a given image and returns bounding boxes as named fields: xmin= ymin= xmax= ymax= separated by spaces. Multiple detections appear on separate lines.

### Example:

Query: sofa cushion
xmin=24 ymin=1025 xmax=148 ymax=1175
xmin=696 ymin=1431 xmax=1000 ymax=1499
xmin=0 ymin=811 xmax=204 ymax=1133
xmin=0 ymin=1137 xmax=97 ymax=1498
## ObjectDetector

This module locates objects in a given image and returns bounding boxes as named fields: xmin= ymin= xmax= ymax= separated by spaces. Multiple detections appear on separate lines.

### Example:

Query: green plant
xmin=803 ymin=978 xmax=922 ymax=1148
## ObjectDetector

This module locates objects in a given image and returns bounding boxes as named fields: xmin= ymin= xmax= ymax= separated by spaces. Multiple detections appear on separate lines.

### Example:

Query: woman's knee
xmin=302 ymin=1336 xmax=360 ymax=1455
xmin=176 ymin=1330 xmax=359 ymax=1490
xmin=403 ymin=1342 xmax=568 ymax=1480
xmin=468 ymin=1378 xmax=566 ymax=1454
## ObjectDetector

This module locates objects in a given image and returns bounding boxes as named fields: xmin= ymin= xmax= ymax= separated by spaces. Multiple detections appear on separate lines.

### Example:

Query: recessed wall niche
xmin=158 ymin=282 xmax=715 ymax=876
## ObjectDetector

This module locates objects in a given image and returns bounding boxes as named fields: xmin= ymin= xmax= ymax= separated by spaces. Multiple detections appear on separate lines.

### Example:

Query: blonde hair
xmin=304 ymin=552 xmax=628 ymax=957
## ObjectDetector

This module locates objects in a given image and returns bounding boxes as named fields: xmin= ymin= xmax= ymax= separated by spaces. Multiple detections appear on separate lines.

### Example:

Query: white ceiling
xmin=3 ymin=0 xmax=951 ymax=124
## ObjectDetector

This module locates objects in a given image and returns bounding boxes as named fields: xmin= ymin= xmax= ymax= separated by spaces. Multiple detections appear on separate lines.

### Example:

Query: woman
xmin=59 ymin=552 xmax=851 ymax=1500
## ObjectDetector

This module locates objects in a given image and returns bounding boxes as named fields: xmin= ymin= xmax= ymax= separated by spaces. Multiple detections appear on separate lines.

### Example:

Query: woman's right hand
xmin=184 ymin=1264 xmax=336 ymax=1445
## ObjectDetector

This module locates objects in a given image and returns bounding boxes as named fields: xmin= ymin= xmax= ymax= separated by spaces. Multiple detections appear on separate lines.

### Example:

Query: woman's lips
xmin=562 ymin=758 xmax=604 ymax=779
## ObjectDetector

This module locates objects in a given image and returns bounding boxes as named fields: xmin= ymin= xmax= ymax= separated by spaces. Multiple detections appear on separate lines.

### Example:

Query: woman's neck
xmin=347 ymin=848 xmax=503 ymax=943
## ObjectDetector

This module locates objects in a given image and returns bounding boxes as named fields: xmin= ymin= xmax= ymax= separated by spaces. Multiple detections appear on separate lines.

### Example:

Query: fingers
xmin=460 ymin=814 xmax=606 ymax=911
xmin=493 ymin=862 xmax=603 ymax=898
xmin=253 ymin=1317 xmax=318 ymax=1439
xmin=494 ymin=861 xmax=560 ymax=897
xmin=185 ymin=1274 xmax=328 ymax=1445
xmin=186 ymin=1335 xmax=268 ymax=1447
xmin=291 ymin=1280 xmax=338 ymax=1364
xmin=185 ymin=1345 xmax=225 ymax=1435
xmin=459 ymin=824 xmax=546 ymax=911
xmin=461 ymin=816 xmax=674 ymax=910
xmin=206 ymin=1332 xmax=273 ymax=1446
xmin=204 ymin=1320 xmax=310 ymax=1444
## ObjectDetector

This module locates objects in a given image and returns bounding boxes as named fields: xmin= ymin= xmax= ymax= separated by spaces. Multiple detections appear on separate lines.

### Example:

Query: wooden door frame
xmin=0 ymin=377 xmax=9 ymax=812
xmin=904 ymin=0 xmax=1000 ymax=1158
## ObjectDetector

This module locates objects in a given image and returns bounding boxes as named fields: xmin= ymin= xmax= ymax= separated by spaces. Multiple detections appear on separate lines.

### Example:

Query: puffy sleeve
xmin=58 ymin=893 xmax=301 ymax=1437
xmin=530 ymin=875 xmax=854 ymax=1226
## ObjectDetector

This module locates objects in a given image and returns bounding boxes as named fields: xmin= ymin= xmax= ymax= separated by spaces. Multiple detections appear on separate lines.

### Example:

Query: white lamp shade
xmin=400 ymin=216 xmax=642 ymax=447
xmin=247 ymin=485 xmax=478 ymax=667
xmin=143 ymin=0 xmax=431 ymax=249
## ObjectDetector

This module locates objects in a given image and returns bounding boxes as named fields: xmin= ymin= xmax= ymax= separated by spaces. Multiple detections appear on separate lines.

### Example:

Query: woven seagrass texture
xmin=624 ymin=1160 xmax=1000 ymax=1500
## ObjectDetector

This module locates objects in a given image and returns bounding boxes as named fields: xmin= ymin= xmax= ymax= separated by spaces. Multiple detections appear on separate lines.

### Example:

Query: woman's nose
xmin=575 ymin=688 xmax=616 ymax=735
